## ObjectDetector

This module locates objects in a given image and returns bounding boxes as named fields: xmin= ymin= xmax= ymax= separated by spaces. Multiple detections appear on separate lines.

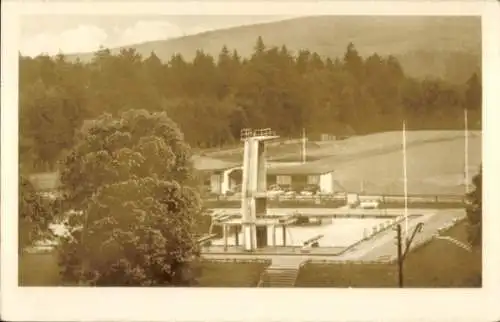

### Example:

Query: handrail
xmin=197 ymin=234 xmax=218 ymax=244
xmin=303 ymin=234 xmax=324 ymax=246
xmin=257 ymin=270 xmax=269 ymax=287
xmin=434 ymin=236 xmax=472 ymax=252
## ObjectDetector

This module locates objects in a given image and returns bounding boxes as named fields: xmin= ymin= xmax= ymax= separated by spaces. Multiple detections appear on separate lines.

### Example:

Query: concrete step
xmin=269 ymin=272 xmax=296 ymax=275
xmin=266 ymin=279 xmax=297 ymax=283
xmin=257 ymin=257 xmax=304 ymax=287
xmin=267 ymin=276 xmax=297 ymax=281
xmin=258 ymin=269 xmax=299 ymax=287
xmin=268 ymin=265 xmax=300 ymax=269
xmin=267 ymin=273 xmax=296 ymax=276
xmin=267 ymin=268 xmax=298 ymax=272
xmin=268 ymin=270 xmax=297 ymax=274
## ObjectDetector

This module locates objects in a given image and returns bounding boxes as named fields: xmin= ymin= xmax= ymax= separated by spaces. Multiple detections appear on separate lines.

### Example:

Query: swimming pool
xmin=211 ymin=218 xmax=391 ymax=247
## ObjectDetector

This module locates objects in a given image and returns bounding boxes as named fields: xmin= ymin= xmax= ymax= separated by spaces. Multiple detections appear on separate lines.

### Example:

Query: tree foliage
xmin=19 ymin=176 xmax=56 ymax=252
xmin=19 ymin=38 xmax=481 ymax=172
xmin=57 ymin=110 xmax=202 ymax=286
xmin=466 ymin=165 xmax=482 ymax=247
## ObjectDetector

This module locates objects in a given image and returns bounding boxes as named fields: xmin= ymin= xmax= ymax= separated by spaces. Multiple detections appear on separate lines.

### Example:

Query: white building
xmin=202 ymin=161 xmax=336 ymax=195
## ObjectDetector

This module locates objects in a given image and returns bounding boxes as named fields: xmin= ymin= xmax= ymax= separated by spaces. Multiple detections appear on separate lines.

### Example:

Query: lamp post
xmin=395 ymin=222 xmax=474 ymax=287
xmin=394 ymin=222 xmax=424 ymax=288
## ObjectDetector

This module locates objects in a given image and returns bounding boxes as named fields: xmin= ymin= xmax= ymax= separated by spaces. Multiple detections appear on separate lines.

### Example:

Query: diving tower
xmin=240 ymin=128 xmax=279 ymax=251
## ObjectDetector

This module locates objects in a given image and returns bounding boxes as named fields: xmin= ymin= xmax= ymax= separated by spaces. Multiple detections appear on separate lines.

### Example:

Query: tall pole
xmin=302 ymin=128 xmax=306 ymax=164
xmin=402 ymin=122 xmax=409 ymax=240
xmin=464 ymin=108 xmax=469 ymax=194
xmin=396 ymin=224 xmax=404 ymax=288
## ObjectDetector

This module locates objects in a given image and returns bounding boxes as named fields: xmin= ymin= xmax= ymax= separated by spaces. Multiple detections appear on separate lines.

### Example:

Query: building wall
xmin=319 ymin=172 xmax=335 ymax=194
xmin=267 ymin=174 xmax=321 ymax=189
xmin=210 ymin=171 xmax=335 ymax=195
xmin=291 ymin=175 xmax=308 ymax=187
xmin=275 ymin=175 xmax=291 ymax=185
xmin=210 ymin=173 xmax=222 ymax=194
xmin=307 ymin=175 xmax=320 ymax=185
xmin=267 ymin=175 xmax=277 ymax=186
xmin=209 ymin=169 xmax=241 ymax=195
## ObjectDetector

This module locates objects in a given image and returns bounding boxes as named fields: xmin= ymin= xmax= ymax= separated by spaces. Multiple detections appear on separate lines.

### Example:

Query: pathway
xmin=357 ymin=209 xmax=465 ymax=261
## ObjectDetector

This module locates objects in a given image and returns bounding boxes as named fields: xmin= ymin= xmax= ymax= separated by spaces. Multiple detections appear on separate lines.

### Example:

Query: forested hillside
xmin=66 ymin=16 xmax=481 ymax=83
xmin=19 ymin=37 xmax=482 ymax=172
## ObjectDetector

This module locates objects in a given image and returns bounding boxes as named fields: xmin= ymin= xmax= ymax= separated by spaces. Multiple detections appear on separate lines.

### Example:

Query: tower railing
xmin=240 ymin=128 xmax=277 ymax=141
xmin=240 ymin=128 xmax=253 ymax=141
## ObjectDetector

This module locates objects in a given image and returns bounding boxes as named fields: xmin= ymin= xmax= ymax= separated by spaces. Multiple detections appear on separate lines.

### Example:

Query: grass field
xmin=208 ymin=130 xmax=477 ymax=162
xmin=277 ymin=132 xmax=482 ymax=195
xmin=193 ymin=261 xmax=269 ymax=287
xmin=18 ymin=251 xmax=269 ymax=287
xmin=204 ymin=141 xmax=321 ymax=163
xmin=295 ymin=221 xmax=481 ymax=287
xmin=199 ymin=130 xmax=481 ymax=195
xmin=331 ymin=133 xmax=481 ymax=195
xmin=19 ymin=250 xmax=62 ymax=286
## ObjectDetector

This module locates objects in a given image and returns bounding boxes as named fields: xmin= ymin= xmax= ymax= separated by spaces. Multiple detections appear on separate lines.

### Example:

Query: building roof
xmin=191 ymin=155 xmax=240 ymax=172
xmin=267 ymin=160 xmax=335 ymax=175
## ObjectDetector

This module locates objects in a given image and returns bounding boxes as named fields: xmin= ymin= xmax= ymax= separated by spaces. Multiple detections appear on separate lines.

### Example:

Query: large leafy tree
xmin=57 ymin=109 xmax=202 ymax=286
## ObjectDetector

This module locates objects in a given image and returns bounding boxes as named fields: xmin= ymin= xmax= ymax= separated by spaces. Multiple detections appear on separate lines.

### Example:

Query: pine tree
xmin=343 ymin=42 xmax=364 ymax=81
xmin=252 ymin=36 xmax=266 ymax=59
xmin=465 ymin=72 xmax=481 ymax=111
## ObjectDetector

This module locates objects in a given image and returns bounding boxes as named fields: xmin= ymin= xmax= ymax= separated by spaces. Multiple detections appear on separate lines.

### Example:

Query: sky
xmin=20 ymin=15 xmax=296 ymax=57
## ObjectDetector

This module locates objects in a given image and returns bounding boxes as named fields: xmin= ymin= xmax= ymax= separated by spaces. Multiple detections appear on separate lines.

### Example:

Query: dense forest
xmin=19 ymin=37 xmax=482 ymax=172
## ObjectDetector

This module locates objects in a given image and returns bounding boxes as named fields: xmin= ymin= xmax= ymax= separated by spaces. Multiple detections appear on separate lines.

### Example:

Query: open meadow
xmin=329 ymin=131 xmax=481 ymax=194
xmin=201 ymin=130 xmax=481 ymax=195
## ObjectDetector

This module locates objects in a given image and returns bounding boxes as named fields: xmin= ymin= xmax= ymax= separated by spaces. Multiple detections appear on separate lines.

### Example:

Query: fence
xmin=379 ymin=194 xmax=465 ymax=204
xmin=378 ymin=194 xmax=466 ymax=209
xmin=203 ymin=192 xmax=465 ymax=209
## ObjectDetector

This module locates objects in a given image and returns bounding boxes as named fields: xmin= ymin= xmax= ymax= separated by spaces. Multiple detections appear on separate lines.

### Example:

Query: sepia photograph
xmin=2 ymin=1 xmax=500 ymax=321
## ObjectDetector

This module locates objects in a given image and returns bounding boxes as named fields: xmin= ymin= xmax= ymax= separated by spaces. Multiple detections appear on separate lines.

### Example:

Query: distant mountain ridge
xmin=66 ymin=15 xmax=481 ymax=83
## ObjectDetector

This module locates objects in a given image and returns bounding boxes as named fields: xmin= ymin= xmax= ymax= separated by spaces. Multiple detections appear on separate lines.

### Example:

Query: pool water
xmin=211 ymin=218 xmax=390 ymax=247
